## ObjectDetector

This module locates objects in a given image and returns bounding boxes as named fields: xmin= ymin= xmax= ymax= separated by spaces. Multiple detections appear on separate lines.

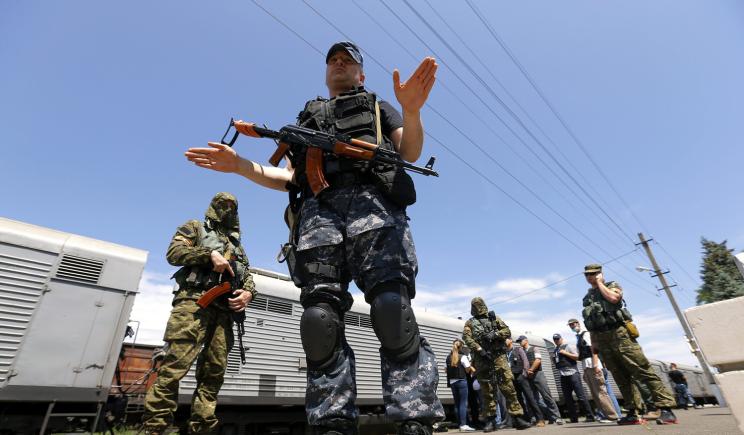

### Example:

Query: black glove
xmin=478 ymin=348 xmax=490 ymax=358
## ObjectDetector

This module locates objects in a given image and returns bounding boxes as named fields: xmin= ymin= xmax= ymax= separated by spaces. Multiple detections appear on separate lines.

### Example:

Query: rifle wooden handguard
xmin=196 ymin=281 xmax=232 ymax=308
xmin=233 ymin=121 xmax=263 ymax=138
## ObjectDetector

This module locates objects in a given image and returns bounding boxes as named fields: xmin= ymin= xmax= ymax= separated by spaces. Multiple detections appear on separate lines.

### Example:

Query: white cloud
xmin=125 ymin=269 xmax=175 ymax=345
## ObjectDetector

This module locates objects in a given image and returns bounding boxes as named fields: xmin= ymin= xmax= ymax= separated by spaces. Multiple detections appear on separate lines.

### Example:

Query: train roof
xmin=0 ymin=217 xmax=148 ymax=292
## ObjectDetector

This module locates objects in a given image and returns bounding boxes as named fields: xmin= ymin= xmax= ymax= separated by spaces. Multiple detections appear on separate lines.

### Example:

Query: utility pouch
xmin=278 ymin=199 xmax=303 ymax=287
xmin=370 ymin=163 xmax=416 ymax=208
xmin=624 ymin=320 xmax=640 ymax=339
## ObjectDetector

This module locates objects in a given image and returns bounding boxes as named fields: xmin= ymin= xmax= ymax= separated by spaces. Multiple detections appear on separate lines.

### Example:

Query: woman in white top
xmin=446 ymin=339 xmax=476 ymax=431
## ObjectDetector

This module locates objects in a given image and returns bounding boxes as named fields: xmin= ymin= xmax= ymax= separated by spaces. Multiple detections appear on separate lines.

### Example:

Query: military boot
xmin=397 ymin=420 xmax=433 ymax=435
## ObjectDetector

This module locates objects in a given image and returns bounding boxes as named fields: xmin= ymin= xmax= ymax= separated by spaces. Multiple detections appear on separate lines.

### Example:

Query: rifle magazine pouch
xmin=371 ymin=163 xmax=416 ymax=208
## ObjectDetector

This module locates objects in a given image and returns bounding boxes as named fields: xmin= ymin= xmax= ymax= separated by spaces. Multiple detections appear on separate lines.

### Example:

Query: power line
xmin=350 ymin=0 xmax=631 ymax=254
xmin=464 ymin=0 xmax=650 ymax=235
xmin=398 ymin=0 xmax=637 ymax=245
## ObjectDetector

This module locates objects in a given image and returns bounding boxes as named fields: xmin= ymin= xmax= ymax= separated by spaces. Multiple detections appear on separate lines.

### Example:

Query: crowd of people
xmin=444 ymin=264 xmax=699 ymax=432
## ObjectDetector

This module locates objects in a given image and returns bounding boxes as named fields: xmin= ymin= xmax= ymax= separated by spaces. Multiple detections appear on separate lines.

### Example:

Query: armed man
xmin=185 ymin=42 xmax=443 ymax=435
xmin=143 ymin=192 xmax=256 ymax=434
xmin=462 ymin=297 xmax=531 ymax=431
xmin=581 ymin=263 xmax=678 ymax=425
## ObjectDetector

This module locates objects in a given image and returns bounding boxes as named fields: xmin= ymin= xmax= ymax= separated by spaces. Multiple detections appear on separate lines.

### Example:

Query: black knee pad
xmin=300 ymin=302 xmax=342 ymax=368
xmin=369 ymin=282 xmax=420 ymax=361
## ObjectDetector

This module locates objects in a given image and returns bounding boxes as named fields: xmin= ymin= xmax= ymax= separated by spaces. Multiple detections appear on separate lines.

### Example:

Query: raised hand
xmin=393 ymin=57 xmax=438 ymax=113
xmin=185 ymin=142 xmax=239 ymax=173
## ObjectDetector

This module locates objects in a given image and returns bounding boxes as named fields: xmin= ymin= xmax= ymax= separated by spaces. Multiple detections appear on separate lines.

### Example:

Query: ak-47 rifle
xmin=196 ymin=260 xmax=247 ymax=364
xmin=220 ymin=118 xmax=439 ymax=196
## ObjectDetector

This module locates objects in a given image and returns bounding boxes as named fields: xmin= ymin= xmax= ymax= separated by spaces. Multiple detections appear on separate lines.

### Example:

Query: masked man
xmin=143 ymin=192 xmax=256 ymax=434
xmin=462 ymin=298 xmax=531 ymax=432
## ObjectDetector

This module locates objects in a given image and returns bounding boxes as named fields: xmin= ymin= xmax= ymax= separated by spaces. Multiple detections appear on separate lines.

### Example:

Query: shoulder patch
xmin=176 ymin=220 xmax=201 ymax=237
xmin=606 ymin=281 xmax=622 ymax=290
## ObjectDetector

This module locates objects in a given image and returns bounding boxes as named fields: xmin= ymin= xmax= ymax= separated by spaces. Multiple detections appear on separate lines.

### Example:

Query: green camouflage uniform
xmin=143 ymin=193 xmax=257 ymax=434
xmin=462 ymin=298 xmax=524 ymax=419
xmin=582 ymin=277 xmax=675 ymax=413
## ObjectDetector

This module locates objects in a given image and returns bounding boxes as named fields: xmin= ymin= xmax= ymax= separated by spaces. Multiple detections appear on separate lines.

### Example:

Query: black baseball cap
xmin=552 ymin=333 xmax=562 ymax=340
xmin=326 ymin=41 xmax=363 ymax=67
xmin=516 ymin=335 xmax=528 ymax=342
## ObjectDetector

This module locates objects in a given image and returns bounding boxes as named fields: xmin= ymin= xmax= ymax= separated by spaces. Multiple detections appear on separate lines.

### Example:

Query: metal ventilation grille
xmin=225 ymin=323 xmax=246 ymax=374
xmin=344 ymin=312 xmax=373 ymax=329
xmin=0 ymin=253 xmax=53 ymax=383
xmin=55 ymin=254 xmax=104 ymax=284
xmin=248 ymin=296 xmax=294 ymax=317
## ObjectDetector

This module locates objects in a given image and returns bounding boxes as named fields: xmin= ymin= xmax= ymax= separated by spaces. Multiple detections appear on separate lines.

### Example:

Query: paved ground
xmin=439 ymin=407 xmax=741 ymax=435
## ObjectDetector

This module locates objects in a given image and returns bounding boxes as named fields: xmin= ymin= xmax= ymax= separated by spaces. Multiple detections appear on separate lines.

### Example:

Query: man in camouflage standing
xmin=581 ymin=263 xmax=678 ymax=425
xmin=143 ymin=192 xmax=256 ymax=434
xmin=184 ymin=42 xmax=443 ymax=435
xmin=462 ymin=297 xmax=531 ymax=431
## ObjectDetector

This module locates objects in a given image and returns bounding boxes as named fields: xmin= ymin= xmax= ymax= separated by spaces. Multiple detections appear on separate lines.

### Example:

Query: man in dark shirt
xmin=507 ymin=338 xmax=544 ymax=427
xmin=668 ymin=363 xmax=698 ymax=409
xmin=517 ymin=335 xmax=562 ymax=425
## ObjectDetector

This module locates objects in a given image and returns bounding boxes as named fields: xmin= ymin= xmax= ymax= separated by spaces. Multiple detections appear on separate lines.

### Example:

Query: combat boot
xmin=512 ymin=416 xmax=532 ymax=430
xmin=656 ymin=409 xmax=678 ymax=425
xmin=644 ymin=405 xmax=660 ymax=419
xmin=397 ymin=420 xmax=432 ymax=435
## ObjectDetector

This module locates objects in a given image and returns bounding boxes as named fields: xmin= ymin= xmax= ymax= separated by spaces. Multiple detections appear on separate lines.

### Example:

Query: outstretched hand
xmin=185 ymin=142 xmax=239 ymax=173
xmin=393 ymin=57 xmax=438 ymax=113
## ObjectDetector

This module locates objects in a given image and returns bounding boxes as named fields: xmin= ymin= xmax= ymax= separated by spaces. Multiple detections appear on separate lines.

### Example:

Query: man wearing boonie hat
xmin=581 ymin=263 xmax=678 ymax=425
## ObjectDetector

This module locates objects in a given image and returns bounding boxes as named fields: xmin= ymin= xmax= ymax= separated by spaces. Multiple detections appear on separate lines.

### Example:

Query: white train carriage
xmin=0 ymin=217 xmax=147 ymax=432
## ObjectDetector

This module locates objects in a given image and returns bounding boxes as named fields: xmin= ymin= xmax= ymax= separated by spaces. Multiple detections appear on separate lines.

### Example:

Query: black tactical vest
xmin=446 ymin=353 xmax=468 ymax=381
xmin=508 ymin=348 xmax=522 ymax=374
xmin=554 ymin=344 xmax=577 ymax=371
xmin=292 ymin=87 xmax=394 ymax=185
xmin=576 ymin=331 xmax=593 ymax=360
xmin=524 ymin=346 xmax=541 ymax=372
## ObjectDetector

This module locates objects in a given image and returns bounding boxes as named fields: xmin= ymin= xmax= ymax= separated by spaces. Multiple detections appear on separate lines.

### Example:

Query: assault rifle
xmin=220 ymin=118 xmax=439 ymax=196
xmin=196 ymin=260 xmax=247 ymax=364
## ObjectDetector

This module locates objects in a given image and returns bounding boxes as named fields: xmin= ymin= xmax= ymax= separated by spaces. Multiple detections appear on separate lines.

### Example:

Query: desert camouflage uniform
xmin=462 ymin=298 xmax=524 ymax=419
xmin=296 ymin=184 xmax=444 ymax=433
xmin=143 ymin=193 xmax=256 ymax=434
xmin=583 ymin=281 xmax=675 ymax=412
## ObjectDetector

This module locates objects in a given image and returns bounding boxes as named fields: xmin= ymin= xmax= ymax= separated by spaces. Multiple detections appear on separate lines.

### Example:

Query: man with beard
xmin=462 ymin=297 xmax=531 ymax=432
xmin=142 ymin=192 xmax=256 ymax=434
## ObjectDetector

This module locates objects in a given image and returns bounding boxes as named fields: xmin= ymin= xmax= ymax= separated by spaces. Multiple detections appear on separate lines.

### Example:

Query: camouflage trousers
xmin=295 ymin=186 xmax=443 ymax=430
xmin=475 ymin=353 xmax=524 ymax=418
xmin=143 ymin=299 xmax=234 ymax=434
xmin=592 ymin=326 xmax=675 ymax=411
xmin=305 ymin=334 xmax=444 ymax=431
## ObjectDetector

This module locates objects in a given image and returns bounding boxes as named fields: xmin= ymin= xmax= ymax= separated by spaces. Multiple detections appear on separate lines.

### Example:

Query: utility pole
xmin=637 ymin=233 xmax=717 ymax=386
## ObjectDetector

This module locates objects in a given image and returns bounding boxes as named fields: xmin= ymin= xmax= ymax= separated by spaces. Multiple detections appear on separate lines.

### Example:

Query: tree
xmin=696 ymin=238 xmax=744 ymax=304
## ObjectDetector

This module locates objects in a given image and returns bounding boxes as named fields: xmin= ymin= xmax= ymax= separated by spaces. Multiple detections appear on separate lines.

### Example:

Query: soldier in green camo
xmin=462 ymin=298 xmax=531 ymax=432
xmin=581 ymin=263 xmax=678 ymax=426
xmin=142 ymin=192 xmax=257 ymax=435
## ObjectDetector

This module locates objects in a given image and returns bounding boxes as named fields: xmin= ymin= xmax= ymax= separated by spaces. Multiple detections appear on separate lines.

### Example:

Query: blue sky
xmin=3 ymin=1 xmax=744 ymax=365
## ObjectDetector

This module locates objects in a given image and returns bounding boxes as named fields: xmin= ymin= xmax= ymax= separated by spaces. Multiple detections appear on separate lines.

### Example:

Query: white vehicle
xmin=0 ymin=217 xmax=147 ymax=433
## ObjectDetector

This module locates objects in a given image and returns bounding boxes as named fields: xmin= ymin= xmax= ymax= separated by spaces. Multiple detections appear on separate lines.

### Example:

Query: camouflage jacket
xmin=167 ymin=219 xmax=256 ymax=301
xmin=462 ymin=314 xmax=511 ymax=356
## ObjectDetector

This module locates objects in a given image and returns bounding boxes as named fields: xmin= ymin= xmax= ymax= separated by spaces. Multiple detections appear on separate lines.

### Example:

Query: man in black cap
xmin=186 ymin=42 xmax=440 ymax=435
xmin=552 ymin=334 xmax=595 ymax=423
xmin=517 ymin=335 xmax=562 ymax=425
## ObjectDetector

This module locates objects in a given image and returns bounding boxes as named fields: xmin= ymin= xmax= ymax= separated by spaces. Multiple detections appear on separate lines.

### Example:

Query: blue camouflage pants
xmin=294 ymin=185 xmax=444 ymax=431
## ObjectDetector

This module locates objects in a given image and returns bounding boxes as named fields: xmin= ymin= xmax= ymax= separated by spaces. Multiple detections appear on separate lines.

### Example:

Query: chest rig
xmin=581 ymin=283 xmax=632 ymax=332
xmin=291 ymin=87 xmax=396 ymax=190
xmin=173 ymin=221 xmax=247 ymax=295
